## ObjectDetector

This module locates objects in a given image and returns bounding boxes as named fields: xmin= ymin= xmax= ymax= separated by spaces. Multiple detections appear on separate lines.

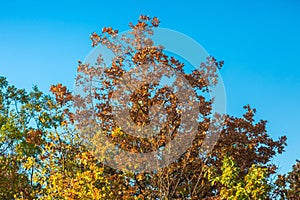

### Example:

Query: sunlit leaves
xmin=0 ymin=14 xmax=293 ymax=200
xmin=207 ymin=156 xmax=270 ymax=200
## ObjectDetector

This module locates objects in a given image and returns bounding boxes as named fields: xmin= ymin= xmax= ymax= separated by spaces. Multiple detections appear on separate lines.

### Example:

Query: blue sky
xmin=1 ymin=0 xmax=299 ymax=173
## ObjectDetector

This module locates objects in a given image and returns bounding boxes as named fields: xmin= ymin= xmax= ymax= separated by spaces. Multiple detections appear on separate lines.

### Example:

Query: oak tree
xmin=0 ymin=15 xmax=293 ymax=200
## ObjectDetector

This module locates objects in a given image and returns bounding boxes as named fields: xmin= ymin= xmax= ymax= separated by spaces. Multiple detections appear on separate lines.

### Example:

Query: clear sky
xmin=1 ymin=0 xmax=299 ymax=174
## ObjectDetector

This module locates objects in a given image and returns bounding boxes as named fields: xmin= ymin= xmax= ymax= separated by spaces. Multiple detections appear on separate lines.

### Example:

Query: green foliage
xmin=0 ymin=77 xmax=128 ymax=199
xmin=206 ymin=156 xmax=271 ymax=200
xmin=0 ymin=16 xmax=295 ymax=200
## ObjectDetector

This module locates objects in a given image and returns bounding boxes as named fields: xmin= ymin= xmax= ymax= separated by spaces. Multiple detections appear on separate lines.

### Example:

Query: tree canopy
xmin=0 ymin=15 xmax=297 ymax=200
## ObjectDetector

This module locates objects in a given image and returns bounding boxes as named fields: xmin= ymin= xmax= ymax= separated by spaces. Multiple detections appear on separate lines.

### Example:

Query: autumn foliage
xmin=0 ymin=15 xmax=298 ymax=200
